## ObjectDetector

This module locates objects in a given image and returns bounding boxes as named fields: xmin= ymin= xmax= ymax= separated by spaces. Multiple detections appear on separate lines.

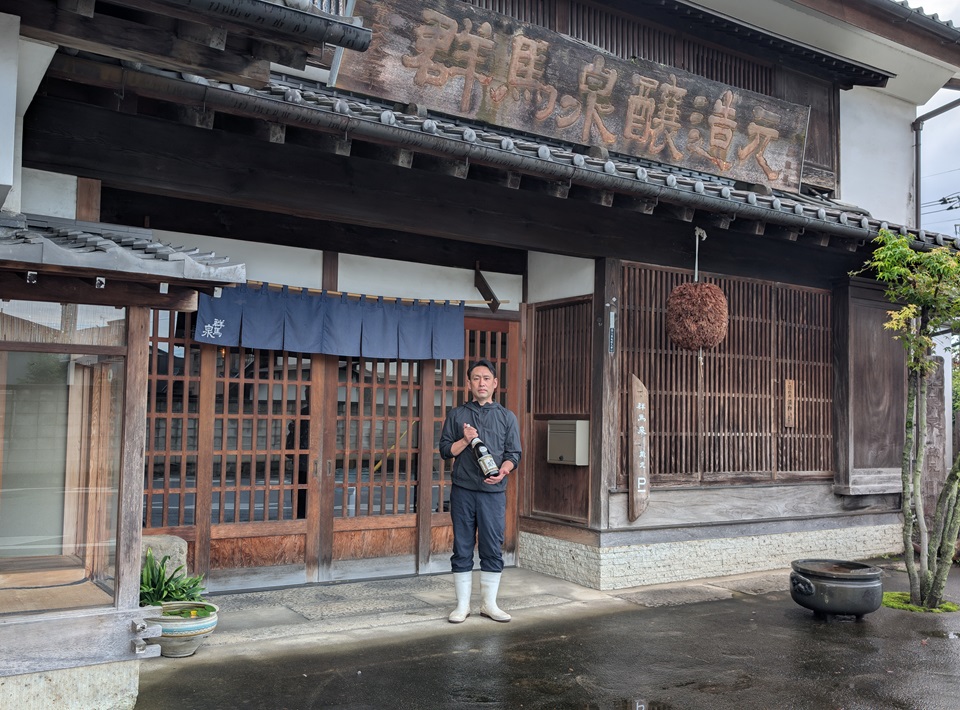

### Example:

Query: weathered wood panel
xmin=333 ymin=528 xmax=417 ymax=560
xmin=429 ymin=523 xmax=454 ymax=555
xmin=620 ymin=262 xmax=833 ymax=486
xmin=530 ymin=420 xmax=590 ymax=523
xmin=607 ymin=482 xmax=897 ymax=529
xmin=531 ymin=298 xmax=592 ymax=416
xmin=0 ymin=610 xmax=161 ymax=676
xmin=850 ymin=299 xmax=905 ymax=472
xmin=209 ymin=534 xmax=305 ymax=569
xmin=336 ymin=0 xmax=809 ymax=191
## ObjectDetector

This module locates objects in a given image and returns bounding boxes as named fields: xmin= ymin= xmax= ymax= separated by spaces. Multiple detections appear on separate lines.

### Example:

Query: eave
xmin=0 ymin=214 xmax=246 ymax=308
xmin=42 ymin=52 xmax=957 ymax=258
xmin=1 ymin=0 xmax=370 ymax=88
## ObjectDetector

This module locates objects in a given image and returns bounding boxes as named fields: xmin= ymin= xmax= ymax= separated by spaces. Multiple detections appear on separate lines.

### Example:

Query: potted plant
xmin=140 ymin=547 xmax=219 ymax=658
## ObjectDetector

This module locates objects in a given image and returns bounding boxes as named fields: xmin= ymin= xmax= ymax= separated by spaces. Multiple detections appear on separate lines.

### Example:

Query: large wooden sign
xmin=335 ymin=0 xmax=810 ymax=192
xmin=629 ymin=374 xmax=649 ymax=521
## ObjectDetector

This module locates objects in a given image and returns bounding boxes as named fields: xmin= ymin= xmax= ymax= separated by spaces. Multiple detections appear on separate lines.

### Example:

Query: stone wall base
xmin=518 ymin=523 xmax=903 ymax=590
xmin=0 ymin=661 xmax=140 ymax=710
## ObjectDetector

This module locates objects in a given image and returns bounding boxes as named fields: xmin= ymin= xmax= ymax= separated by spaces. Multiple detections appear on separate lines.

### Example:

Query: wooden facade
xmin=5 ymin=2 xmax=960 ymax=684
xmin=143 ymin=310 xmax=521 ymax=584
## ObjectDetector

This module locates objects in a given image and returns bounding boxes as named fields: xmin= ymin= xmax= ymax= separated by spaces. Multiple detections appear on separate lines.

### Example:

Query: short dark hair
xmin=467 ymin=358 xmax=497 ymax=379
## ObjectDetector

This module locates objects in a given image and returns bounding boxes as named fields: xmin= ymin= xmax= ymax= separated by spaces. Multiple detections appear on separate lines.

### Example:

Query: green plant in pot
xmin=140 ymin=547 xmax=219 ymax=658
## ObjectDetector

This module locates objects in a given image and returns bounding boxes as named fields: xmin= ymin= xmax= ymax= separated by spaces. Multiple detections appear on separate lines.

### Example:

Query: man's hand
xmin=483 ymin=464 xmax=511 ymax=485
xmin=462 ymin=423 xmax=478 ymax=444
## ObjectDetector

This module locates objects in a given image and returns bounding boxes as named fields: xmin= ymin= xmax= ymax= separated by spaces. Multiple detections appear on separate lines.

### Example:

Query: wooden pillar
xmin=118 ymin=306 xmax=150 ymax=608
xmin=589 ymin=258 xmax=621 ymax=530
xmin=316 ymin=251 xmax=338 ymax=581
xmin=193 ymin=344 xmax=216 ymax=577
xmin=76 ymin=177 xmax=101 ymax=222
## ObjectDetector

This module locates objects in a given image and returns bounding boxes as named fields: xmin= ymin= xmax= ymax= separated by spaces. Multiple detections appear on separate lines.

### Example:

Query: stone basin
xmin=789 ymin=559 xmax=883 ymax=620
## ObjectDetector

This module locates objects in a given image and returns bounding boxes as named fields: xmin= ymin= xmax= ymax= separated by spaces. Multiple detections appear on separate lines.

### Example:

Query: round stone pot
xmin=790 ymin=559 xmax=883 ymax=620
xmin=144 ymin=601 xmax=219 ymax=657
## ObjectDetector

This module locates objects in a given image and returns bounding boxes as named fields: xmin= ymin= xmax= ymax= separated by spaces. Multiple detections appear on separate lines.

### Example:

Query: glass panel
xmin=0 ymin=350 xmax=125 ymax=613
xmin=0 ymin=301 xmax=126 ymax=346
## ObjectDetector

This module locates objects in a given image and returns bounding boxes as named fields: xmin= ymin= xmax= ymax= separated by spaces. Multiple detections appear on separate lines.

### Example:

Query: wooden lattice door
xmin=145 ymin=311 xmax=521 ymax=586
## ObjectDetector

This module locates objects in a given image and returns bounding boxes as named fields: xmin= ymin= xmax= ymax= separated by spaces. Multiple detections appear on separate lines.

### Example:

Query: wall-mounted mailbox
xmin=547 ymin=420 xmax=590 ymax=466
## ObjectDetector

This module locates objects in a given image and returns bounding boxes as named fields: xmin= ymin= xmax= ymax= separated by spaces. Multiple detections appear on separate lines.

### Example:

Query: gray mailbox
xmin=546 ymin=420 xmax=590 ymax=466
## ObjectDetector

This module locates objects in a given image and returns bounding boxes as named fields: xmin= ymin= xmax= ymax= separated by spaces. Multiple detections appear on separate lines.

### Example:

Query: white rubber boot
xmin=479 ymin=571 xmax=511 ymax=622
xmin=448 ymin=572 xmax=473 ymax=623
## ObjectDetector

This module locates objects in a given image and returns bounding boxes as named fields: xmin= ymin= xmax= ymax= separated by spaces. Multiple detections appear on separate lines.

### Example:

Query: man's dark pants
xmin=450 ymin=484 xmax=505 ymax=573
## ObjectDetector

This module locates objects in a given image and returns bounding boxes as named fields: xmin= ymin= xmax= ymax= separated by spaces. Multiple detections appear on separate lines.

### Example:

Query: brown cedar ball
xmin=665 ymin=282 xmax=728 ymax=350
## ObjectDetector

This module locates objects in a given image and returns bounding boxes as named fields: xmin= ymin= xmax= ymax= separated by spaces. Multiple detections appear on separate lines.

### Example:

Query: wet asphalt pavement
xmin=135 ymin=564 xmax=960 ymax=710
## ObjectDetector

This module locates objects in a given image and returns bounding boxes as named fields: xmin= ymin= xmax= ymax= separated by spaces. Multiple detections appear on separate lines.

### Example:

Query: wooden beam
xmin=57 ymin=0 xmax=95 ymax=18
xmin=24 ymin=96 xmax=869 ymax=286
xmin=656 ymin=203 xmax=696 ymax=222
xmin=704 ymin=213 xmax=734 ymax=230
xmin=254 ymin=121 xmax=286 ymax=144
xmin=98 ymin=189 xmax=529 ymax=275
xmin=0 ymin=270 xmax=200 ymax=309
xmin=250 ymin=40 xmax=308 ymax=71
xmin=614 ymin=195 xmax=657 ymax=214
xmin=735 ymin=220 xmax=767 ymax=236
xmin=467 ymin=164 xmax=521 ymax=189
xmin=176 ymin=105 xmax=215 ymax=129
xmin=5 ymin=0 xmax=270 ymax=87
xmin=411 ymin=153 xmax=470 ymax=179
xmin=570 ymin=185 xmax=614 ymax=207
xmin=176 ymin=19 xmax=227 ymax=51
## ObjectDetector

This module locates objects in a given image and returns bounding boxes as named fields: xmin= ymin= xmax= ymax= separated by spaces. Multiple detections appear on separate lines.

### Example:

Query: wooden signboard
xmin=784 ymin=378 xmax=796 ymax=429
xmin=629 ymin=374 xmax=649 ymax=521
xmin=335 ymin=0 xmax=810 ymax=192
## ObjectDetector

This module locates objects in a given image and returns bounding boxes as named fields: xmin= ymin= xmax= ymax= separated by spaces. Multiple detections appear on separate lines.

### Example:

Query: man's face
xmin=468 ymin=365 xmax=497 ymax=405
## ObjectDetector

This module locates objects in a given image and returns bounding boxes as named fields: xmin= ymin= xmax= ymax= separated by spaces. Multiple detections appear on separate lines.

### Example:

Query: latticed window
xmin=619 ymin=263 xmax=833 ymax=487
xmin=334 ymin=358 xmax=421 ymax=518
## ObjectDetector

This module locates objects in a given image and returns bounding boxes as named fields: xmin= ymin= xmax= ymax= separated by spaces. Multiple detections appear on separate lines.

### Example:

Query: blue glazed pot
xmin=144 ymin=601 xmax=219 ymax=657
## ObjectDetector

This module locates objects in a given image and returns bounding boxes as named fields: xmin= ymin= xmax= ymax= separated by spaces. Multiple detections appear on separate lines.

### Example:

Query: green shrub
xmin=140 ymin=547 xmax=206 ymax=607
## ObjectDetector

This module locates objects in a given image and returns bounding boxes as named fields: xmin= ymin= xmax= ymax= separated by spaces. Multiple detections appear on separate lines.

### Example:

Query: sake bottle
xmin=469 ymin=437 xmax=500 ymax=478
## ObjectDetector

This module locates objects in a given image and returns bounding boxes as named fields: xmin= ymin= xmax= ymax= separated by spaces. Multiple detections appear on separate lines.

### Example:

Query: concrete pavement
xmin=135 ymin=560 xmax=960 ymax=709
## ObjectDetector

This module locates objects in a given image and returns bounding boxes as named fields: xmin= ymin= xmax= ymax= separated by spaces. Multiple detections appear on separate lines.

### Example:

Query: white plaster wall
xmin=839 ymin=88 xmax=917 ymax=226
xmin=0 ymin=14 xmax=19 ymax=207
xmin=338 ymin=254 xmax=522 ymax=311
xmin=20 ymin=168 xmax=77 ymax=219
xmin=527 ymin=251 xmax=593 ymax=303
xmin=20 ymin=170 xmax=523 ymax=301
xmin=2 ymin=116 xmax=23 ymax=214
xmin=153 ymin=230 xmax=324 ymax=288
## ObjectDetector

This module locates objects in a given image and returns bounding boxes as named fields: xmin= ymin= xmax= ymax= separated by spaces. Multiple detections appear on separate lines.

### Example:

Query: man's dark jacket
xmin=439 ymin=400 xmax=521 ymax=493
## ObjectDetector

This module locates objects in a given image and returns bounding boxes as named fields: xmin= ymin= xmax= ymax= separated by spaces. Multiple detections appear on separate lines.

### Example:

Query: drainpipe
xmin=913 ymin=94 xmax=960 ymax=228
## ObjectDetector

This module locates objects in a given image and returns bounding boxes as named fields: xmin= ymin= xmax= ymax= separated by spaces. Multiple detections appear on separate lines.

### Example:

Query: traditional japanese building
xmin=2 ymin=0 xmax=960 ymax=705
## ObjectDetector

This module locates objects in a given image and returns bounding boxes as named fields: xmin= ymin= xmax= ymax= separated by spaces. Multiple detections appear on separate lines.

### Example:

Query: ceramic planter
xmin=143 ymin=601 xmax=219 ymax=657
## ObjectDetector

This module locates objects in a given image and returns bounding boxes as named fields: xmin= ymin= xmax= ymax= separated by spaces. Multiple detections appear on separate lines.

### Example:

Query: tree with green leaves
xmin=859 ymin=228 xmax=960 ymax=608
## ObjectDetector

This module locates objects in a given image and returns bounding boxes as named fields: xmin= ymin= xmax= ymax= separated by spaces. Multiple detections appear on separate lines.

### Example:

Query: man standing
xmin=439 ymin=358 xmax=521 ymax=623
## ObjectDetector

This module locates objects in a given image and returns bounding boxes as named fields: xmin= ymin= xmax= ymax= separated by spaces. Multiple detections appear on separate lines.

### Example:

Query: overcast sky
xmin=913 ymin=0 xmax=960 ymax=235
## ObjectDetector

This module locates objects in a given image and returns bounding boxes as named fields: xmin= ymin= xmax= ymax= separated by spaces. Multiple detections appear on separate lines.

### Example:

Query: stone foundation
xmin=0 ymin=661 xmax=140 ymax=710
xmin=518 ymin=523 xmax=903 ymax=590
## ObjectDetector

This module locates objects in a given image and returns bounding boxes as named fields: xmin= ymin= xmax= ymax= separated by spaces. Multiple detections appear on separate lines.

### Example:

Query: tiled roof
xmin=0 ymin=215 xmax=246 ymax=284
xmin=48 ymin=52 xmax=960 ymax=254
xmin=238 ymin=73 xmax=958 ymax=252
xmin=891 ymin=0 xmax=959 ymax=32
